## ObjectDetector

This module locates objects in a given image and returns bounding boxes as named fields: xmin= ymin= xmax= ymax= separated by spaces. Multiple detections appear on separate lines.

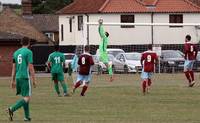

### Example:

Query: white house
xmin=57 ymin=0 xmax=200 ymax=46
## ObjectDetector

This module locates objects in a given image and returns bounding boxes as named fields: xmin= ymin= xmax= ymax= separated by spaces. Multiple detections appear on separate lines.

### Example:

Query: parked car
xmin=96 ymin=48 xmax=125 ymax=57
xmin=92 ymin=55 xmax=106 ymax=73
xmin=113 ymin=52 xmax=142 ymax=73
xmin=92 ymin=54 xmax=115 ymax=74
xmin=159 ymin=50 xmax=184 ymax=73
xmin=193 ymin=52 xmax=200 ymax=71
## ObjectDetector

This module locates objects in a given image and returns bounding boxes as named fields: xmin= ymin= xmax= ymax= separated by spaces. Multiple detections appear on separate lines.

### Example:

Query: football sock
xmin=81 ymin=85 xmax=88 ymax=96
xmin=189 ymin=71 xmax=194 ymax=81
xmin=184 ymin=71 xmax=191 ymax=83
xmin=10 ymin=99 xmax=26 ymax=112
xmin=60 ymin=81 xmax=67 ymax=93
xmin=142 ymin=81 xmax=147 ymax=93
xmin=148 ymin=79 xmax=152 ymax=86
xmin=54 ymin=81 xmax=60 ymax=94
xmin=23 ymin=102 xmax=30 ymax=119
xmin=74 ymin=81 xmax=81 ymax=89
xmin=108 ymin=65 xmax=113 ymax=75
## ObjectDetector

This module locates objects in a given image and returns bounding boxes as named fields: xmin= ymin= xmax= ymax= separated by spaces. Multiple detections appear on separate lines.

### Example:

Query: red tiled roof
xmin=58 ymin=0 xmax=200 ymax=14
xmin=57 ymin=0 xmax=107 ymax=14
xmin=24 ymin=14 xmax=59 ymax=32
xmin=153 ymin=0 xmax=200 ymax=12
xmin=0 ymin=8 xmax=48 ymax=42
xmin=138 ymin=0 xmax=159 ymax=6
xmin=101 ymin=0 xmax=148 ymax=13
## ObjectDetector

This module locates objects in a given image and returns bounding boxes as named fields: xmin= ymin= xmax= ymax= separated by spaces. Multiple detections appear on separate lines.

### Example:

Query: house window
xmin=120 ymin=15 xmax=135 ymax=28
xmin=61 ymin=24 xmax=64 ymax=41
xmin=45 ymin=33 xmax=55 ymax=41
xmin=169 ymin=14 xmax=183 ymax=27
xmin=69 ymin=18 xmax=72 ymax=32
xmin=78 ymin=16 xmax=83 ymax=31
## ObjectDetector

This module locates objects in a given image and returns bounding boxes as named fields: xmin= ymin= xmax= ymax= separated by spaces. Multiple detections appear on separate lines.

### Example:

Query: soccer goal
xmin=83 ymin=21 xmax=200 ymax=74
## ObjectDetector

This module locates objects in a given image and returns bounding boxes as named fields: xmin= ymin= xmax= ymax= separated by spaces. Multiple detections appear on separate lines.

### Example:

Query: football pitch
xmin=0 ymin=73 xmax=200 ymax=123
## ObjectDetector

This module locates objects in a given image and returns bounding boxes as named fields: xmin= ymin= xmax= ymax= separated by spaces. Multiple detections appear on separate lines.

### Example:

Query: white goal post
xmin=85 ymin=22 xmax=200 ymax=26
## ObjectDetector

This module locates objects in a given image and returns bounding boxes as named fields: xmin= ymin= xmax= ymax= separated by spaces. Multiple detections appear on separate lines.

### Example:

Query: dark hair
xmin=147 ymin=44 xmax=152 ymax=50
xmin=84 ymin=45 xmax=90 ymax=52
xmin=105 ymin=32 xmax=109 ymax=37
xmin=21 ymin=37 xmax=30 ymax=46
xmin=186 ymin=35 xmax=191 ymax=41
xmin=54 ymin=45 xmax=60 ymax=51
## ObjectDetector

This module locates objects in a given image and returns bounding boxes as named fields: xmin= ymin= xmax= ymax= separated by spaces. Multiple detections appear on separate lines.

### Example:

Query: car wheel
xmin=98 ymin=65 xmax=103 ymax=74
xmin=112 ymin=65 xmax=116 ymax=74
xmin=124 ymin=65 xmax=128 ymax=74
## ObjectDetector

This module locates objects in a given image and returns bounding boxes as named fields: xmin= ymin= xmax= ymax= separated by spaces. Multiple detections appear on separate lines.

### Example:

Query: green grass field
xmin=1 ymin=73 xmax=200 ymax=123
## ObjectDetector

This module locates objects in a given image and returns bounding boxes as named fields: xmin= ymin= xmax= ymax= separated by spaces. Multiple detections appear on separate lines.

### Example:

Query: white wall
xmin=153 ymin=13 xmax=200 ymax=44
xmin=59 ymin=15 xmax=87 ymax=45
xmin=88 ymin=14 xmax=152 ymax=45
xmin=59 ymin=13 xmax=200 ymax=45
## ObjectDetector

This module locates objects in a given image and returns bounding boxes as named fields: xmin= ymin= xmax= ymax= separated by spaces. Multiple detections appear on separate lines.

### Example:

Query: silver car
xmin=113 ymin=52 xmax=142 ymax=73
xmin=92 ymin=54 xmax=115 ymax=74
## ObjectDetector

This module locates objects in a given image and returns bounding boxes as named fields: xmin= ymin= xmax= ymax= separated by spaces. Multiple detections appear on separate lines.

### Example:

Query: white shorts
xmin=184 ymin=60 xmax=194 ymax=71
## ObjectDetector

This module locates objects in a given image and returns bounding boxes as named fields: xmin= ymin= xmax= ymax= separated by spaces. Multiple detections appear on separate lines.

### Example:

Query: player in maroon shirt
xmin=184 ymin=35 xmax=198 ymax=87
xmin=72 ymin=45 xmax=94 ymax=96
xmin=140 ymin=44 xmax=158 ymax=95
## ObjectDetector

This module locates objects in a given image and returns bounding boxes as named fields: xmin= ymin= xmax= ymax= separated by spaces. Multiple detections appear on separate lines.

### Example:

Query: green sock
xmin=54 ymin=83 xmax=60 ymax=94
xmin=108 ymin=65 xmax=113 ymax=75
xmin=60 ymin=81 xmax=67 ymax=93
xmin=23 ymin=102 xmax=30 ymax=118
xmin=10 ymin=99 xmax=26 ymax=112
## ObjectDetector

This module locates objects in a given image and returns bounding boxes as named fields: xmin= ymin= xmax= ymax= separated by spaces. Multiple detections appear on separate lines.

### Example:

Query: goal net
xmin=81 ymin=22 xmax=200 ymax=74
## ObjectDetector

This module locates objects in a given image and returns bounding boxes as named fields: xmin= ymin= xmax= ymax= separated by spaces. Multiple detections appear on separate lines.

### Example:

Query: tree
xmin=32 ymin=0 xmax=73 ymax=14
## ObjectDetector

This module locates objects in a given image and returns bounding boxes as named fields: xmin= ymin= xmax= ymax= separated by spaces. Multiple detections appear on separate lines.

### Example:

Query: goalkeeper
xmin=98 ymin=19 xmax=114 ymax=82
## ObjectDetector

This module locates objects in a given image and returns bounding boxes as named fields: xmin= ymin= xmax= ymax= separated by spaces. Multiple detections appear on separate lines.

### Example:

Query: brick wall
xmin=0 ymin=46 xmax=19 ymax=76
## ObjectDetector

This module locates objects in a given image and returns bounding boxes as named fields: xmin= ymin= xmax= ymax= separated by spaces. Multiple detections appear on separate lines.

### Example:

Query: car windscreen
xmin=108 ymin=51 xmax=124 ymax=57
xmin=65 ymin=55 xmax=74 ymax=60
xmin=162 ymin=51 xmax=183 ymax=59
xmin=108 ymin=55 xmax=114 ymax=61
xmin=125 ymin=53 xmax=141 ymax=60
xmin=92 ymin=56 xmax=99 ymax=62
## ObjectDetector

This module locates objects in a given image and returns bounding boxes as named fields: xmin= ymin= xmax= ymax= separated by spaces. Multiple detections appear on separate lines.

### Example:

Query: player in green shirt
xmin=47 ymin=45 xmax=69 ymax=97
xmin=98 ymin=19 xmax=114 ymax=82
xmin=7 ymin=37 xmax=36 ymax=121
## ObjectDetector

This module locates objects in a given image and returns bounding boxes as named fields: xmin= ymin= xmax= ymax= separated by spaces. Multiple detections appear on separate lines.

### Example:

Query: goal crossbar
xmin=85 ymin=22 xmax=200 ymax=26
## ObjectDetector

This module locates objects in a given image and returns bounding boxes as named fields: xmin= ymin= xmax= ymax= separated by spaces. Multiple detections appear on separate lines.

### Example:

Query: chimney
xmin=22 ymin=0 xmax=32 ymax=15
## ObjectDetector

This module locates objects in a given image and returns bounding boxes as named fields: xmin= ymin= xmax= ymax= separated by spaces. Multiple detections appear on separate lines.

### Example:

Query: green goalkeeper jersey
xmin=98 ymin=25 xmax=109 ymax=63
xmin=13 ymin=47 xmax=33 ymax=79
xmin=48 ymin=51 xmax=65 ymax=74
xmin=99 ymin=25 xmax=108 ymax=53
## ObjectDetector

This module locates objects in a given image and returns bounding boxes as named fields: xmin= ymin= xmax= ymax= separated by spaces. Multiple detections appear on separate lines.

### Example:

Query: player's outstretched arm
xmin=11 ymin=63 xmax=16 ymax=89
xmin=29 ymin=64 xmax=36 ymax=88
xmin=98 ymin=19 xmax=106 ymax=39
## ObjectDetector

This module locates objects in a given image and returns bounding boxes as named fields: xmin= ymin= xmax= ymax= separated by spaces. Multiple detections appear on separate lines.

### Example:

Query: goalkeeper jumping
xmin=98 ymin=19 xmax=114 ymax=82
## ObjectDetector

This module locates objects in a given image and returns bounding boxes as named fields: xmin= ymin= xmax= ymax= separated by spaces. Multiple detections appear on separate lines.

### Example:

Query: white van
xmin=96 ymin=48 xmax=125 ymax=57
